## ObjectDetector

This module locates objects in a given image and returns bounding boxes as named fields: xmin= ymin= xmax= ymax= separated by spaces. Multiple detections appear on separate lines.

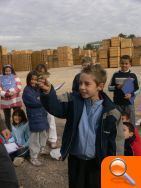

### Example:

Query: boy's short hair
xmin=120 ymin=55 xmax=132 ymax=64
xmin=123 ymin=122 xmax=135 ymax=134
xmin=121 ymin=111 xmax=130 ymax=119
xmin=81 ymin=56 xmax=92 ymax=65
xmin=81 ymin=64 xmax=107 ymax=85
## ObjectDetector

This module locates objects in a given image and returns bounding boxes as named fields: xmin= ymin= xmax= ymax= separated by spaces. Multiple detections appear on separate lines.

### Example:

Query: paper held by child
xmin=4 ymin=142 xmax=19 ymax=154
xmin=115 ymin=78 xmax=127 ymax=85
xmin=115 ymin=77 xmax=134 ymax=85
xmin=54 ymin=82 xmax=65 ymax=91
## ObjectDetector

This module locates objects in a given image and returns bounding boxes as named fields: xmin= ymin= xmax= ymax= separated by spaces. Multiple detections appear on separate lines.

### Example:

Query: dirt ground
xmin=14 ymin=65 xmax=141 ymax=188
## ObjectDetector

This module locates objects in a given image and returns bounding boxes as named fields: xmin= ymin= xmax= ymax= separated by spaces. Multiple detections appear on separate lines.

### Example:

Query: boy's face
xmin=79 ymin=73 xmax=102 ymax=100
xmin=120 ymin=59 xmax=131 ymax=72
xmin=123 ymin=125 xmax=133 ymax=139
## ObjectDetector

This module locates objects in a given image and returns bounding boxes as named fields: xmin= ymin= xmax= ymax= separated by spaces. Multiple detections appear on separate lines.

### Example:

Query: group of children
xmin=0 ymin=63 xmax=58 ymax=167
xmin=0 ymin=54 xmax=141 ymax=188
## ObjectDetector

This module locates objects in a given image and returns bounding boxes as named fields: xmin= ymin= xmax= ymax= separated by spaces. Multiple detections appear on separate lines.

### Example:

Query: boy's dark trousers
xmin=68 ymin=154 xmax=101 ymax=188
xmin=0 ymin=144 xmax=19 ymax=188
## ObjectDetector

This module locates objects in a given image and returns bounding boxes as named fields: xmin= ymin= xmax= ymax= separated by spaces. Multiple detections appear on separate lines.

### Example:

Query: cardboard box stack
xmin=57 ymin=46 xmax=73 ymax=67
xmin=12 ymin=50 xmax=32 ymax=71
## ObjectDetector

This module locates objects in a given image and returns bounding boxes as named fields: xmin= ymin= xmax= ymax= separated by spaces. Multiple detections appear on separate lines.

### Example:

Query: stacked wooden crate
xmin=41 ymin=49 xmax=54 ymax=68
xmin=7 ymin=53 xmax=12 ymax=65
xmin=91 ymin=49 xmax=97 ymax=64
xmin=133 ymin=37 xmax=141 ymax=47
xmin=57 ymin=46 xmax=73 ymax=67
xmin=111 ymin=37 xmax=121 ymax=47
xmin=109 ymin=37 xmax=121 ymax=68
xmin=72 ymin=48 xmax=82 ymax=65
xmin=102 ymin=39 xmax=111 ymax=49
xmin=98 ymin=39 xmax=110 ymax=68
xmin=0 ymin=46 xmax=2 ymax=72
xmin=98 ymin=47 xmax=109 ymax=68
xmin=51 ymin=50 xmax=59 ymax=68
xmin=81 ymin=50 xmax=91 ymax=57
xmin=121 ymin=39 xmax=133 ymax=57
xmin=0 ymin=46 xmax=9 ymax=66
xmin=31 ymin=51 xmax=42 ymax=70
xmin=12 ymin=50 xmax=32 ymax=71
xmin=79 ymin=49 xmax=98 ymax=64
xmin=132 ymin=37 xmax=141 ymax=66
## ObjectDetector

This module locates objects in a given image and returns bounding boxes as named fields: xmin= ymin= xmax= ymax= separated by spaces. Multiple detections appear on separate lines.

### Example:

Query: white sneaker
xmin=50 ymin=148 xmax=61 ymax=160
xmin=30 ymin=158 xmax=42 ymax=166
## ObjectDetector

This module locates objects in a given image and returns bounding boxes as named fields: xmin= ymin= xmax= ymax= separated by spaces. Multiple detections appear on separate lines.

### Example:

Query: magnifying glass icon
xmin=109 ymin=158 xmax=136 ymax=185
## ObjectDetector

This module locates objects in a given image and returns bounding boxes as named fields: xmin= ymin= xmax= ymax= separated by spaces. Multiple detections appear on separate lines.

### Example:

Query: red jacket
xmin=131 ymin=128 xmax=141 ymax=156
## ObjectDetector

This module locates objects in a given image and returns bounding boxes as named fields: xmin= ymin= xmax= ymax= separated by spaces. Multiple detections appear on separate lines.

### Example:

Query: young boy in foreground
xmin=39 ymin=64 xmax=124 ymax=188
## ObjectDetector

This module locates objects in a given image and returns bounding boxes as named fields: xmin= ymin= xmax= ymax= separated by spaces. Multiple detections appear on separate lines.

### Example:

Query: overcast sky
xmin=0 ymin=0 xmax=140 ymax=51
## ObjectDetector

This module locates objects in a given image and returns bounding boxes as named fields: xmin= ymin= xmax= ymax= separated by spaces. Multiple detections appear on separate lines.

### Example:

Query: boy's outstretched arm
xmin=40 ymin=83 xmax=69 ymax=119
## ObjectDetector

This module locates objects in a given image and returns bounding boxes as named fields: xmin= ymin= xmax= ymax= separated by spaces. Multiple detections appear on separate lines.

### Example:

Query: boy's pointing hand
xmin=37 ymin=78 xmax=51 ymax=94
